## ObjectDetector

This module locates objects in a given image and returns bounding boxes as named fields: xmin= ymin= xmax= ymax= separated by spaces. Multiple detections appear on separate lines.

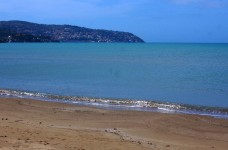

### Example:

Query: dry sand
xmin=0 ymin=97 xmax=228 ymax=150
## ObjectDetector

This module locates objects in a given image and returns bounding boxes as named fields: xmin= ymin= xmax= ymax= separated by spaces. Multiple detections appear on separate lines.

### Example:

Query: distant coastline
xmin=0 ymin=20 xmax=144 ymax=43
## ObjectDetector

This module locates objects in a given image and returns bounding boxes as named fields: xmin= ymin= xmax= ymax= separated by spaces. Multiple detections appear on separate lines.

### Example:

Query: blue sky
xmin=1 ymin=0 xmax=228 ymax=43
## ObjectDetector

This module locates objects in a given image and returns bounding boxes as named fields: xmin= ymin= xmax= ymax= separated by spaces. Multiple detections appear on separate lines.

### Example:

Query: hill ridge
xmin=0 ymin=20 xmax=144 ymax=43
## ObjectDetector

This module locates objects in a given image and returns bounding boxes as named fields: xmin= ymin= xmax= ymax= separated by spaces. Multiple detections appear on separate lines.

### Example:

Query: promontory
xmin=0 ymin=21 xmax=144 ymax=43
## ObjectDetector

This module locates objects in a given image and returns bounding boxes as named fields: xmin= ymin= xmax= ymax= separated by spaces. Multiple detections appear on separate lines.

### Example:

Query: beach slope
xmin=0 ymin=98 xmax=228 ymax=150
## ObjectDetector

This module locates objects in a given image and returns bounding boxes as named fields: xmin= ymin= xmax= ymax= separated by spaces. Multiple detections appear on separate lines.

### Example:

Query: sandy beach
xmin=0 ymin=97 xmax=228 ymax=150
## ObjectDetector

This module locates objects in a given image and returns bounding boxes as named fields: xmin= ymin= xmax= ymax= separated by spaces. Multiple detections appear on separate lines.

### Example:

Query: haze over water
xmin=0 ymin=43 xmax=228 ymax=109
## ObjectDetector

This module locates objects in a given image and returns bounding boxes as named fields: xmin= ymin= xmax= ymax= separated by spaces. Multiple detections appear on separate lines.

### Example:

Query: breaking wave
xmin=0 ymin=89 xmax=228 ymax=119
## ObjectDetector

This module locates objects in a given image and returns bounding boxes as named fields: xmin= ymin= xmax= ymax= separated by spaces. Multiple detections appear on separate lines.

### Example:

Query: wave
xmin=0 ymin=89 xmax=228 ymax=119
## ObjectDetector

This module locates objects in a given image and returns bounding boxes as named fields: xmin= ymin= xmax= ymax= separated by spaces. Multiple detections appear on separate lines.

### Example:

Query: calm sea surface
xmin=0 ymin=43 xmax=228 ymax=116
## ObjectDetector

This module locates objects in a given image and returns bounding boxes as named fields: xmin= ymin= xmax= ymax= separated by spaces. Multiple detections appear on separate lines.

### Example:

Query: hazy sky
xmin=1 ymin=0 xmax=228 ymax=43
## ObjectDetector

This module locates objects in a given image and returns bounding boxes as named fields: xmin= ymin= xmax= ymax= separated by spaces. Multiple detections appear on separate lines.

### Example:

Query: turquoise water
xmin=0 ymin=43 xmax=228 ymax=116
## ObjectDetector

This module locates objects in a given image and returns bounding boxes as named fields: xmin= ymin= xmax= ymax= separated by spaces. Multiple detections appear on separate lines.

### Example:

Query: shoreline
xmin=1 ymin=89 xmax=228 ymax=119
xmin=1 ymin=97 xmax=228 ymax=150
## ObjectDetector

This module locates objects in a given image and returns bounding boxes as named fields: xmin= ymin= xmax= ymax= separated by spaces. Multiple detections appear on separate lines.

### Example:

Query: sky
xmin=1 ymin=0 xmax=228 ymax=43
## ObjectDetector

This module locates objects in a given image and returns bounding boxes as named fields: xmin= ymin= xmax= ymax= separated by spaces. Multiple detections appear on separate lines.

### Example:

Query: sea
xmin=0 ymin=43 xmax=228 ymax=118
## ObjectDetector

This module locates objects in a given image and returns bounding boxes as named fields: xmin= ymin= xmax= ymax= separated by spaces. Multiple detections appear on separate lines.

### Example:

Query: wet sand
xmin=0 ymin=97 xmax=228 ymax=150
